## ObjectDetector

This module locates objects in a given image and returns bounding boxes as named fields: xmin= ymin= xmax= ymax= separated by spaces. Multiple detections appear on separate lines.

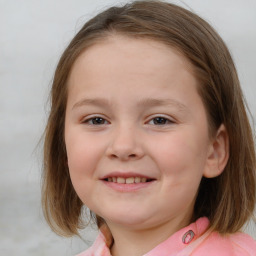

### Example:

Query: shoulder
xmin=229 ymin=232 xmax=256 ymax=255
xmin=75 ymin=230 xmax=111 ymax=256
xmin=194 ymin=231 xmax=256 ymax=256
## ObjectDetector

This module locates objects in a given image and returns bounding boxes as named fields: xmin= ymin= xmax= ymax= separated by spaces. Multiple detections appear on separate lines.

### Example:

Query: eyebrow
xmin=72 ymin=97 xmax=188 ymax=112
xmin=136 ymin=98 xmax=188 ymax=112
xmin=72 ymin=98 xmax=112 ymax=110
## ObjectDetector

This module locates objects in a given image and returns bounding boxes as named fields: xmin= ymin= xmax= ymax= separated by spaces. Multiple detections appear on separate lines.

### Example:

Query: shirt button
xmin=182 ymin=230 xmax=195 ymax=244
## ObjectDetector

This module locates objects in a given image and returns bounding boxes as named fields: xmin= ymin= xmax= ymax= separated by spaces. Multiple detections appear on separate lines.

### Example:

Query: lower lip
xmin=102 ymin=180 xmax=155 ymax=192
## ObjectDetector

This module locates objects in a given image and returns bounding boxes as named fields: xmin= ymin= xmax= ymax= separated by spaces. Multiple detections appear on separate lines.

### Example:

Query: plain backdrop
xmin=0 ymin=0 xmax=255 ymax=255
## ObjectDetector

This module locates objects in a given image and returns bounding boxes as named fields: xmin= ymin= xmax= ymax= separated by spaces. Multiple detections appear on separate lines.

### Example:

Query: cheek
xmin=152 ymin=131 xmax=209 ymax=178
xmin=65 ymin=132 xmax=102 ymax=178
xmin=155 ymin=134 xmax=207 ymax=206
xmin=65 ymin=136 xmax=100 ymax=204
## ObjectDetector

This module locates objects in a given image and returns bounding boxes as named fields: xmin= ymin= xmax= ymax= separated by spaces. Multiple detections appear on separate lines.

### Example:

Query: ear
xmin=203 ymin=124 xmax=229 ymax=178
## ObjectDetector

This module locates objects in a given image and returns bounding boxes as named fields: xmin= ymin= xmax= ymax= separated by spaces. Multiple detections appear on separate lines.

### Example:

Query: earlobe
xmin=203 ymin=124 xmax=229 ymax=178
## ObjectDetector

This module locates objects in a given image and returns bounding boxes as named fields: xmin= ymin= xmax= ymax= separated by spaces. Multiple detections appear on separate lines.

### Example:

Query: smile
xmin=105 ymin=177 xmax=154 ymax=184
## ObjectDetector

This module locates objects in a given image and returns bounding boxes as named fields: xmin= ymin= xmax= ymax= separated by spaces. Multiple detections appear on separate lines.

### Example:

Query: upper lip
xmin=100 ymin=171 xmax=156 ymax=180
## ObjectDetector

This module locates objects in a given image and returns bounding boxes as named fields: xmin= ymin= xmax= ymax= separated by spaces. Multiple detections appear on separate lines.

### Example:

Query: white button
xmin=182 ymin=230 xmax=195 ymax=244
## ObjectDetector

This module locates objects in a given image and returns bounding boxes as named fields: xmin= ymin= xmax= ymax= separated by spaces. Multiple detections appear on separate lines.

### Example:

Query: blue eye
xmin=83 ymin=117 xmax=108 ymax=125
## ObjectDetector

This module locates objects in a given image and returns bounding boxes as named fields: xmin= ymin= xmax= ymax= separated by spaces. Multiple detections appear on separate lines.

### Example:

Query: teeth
xmin=141 ymin=177 xmax=147 ymax=183
xmin=107 ymin=177 xmax=150 ymax=184
xmin=126 ymin=177 xmax=135 ymax=184
xmin=117 ymin=177 xmax=125 ymax=184
xmin=135 ymin=177 xmax=141 ymax=183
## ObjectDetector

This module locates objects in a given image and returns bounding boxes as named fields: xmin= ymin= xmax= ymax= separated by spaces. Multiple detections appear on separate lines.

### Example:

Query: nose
xmin=106 ymin=125 xmax=144 ymax=161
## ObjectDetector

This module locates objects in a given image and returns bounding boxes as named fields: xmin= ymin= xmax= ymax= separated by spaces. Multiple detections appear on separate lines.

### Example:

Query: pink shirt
xmin=77 ymin=217 xmax=256 ymax=256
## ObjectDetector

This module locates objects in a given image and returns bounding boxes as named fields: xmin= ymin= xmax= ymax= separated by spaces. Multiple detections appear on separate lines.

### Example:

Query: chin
xmin=101 ymin=210 xmax=155 ymax=229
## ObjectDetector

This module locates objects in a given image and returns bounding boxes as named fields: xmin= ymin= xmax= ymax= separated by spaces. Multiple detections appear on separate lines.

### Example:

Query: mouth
xmin=103 ymin=176 xmax=155 ymax=184
xmin=100 ymin=172 xmax=156 ymax=192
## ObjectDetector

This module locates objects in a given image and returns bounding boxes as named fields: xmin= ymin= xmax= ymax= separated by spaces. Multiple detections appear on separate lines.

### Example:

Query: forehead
xmin=67 ymin=35 xmax=196 ymax=90
xmin=66 ymin=35 xmax=207 ymax=120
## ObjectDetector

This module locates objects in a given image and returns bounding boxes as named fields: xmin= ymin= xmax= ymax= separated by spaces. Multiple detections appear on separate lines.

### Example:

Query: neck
xmin=107 ymin=216 xmax=191 ymax=256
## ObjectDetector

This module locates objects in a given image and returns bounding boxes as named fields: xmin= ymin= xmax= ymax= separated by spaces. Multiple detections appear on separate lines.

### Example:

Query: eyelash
xmin=82 ymin=116 xmax=175 ymax=126
xmin=82 ymin=116 xmax=109 ymax=125
xmin=147 ymin=116 xmax=174 ymax=125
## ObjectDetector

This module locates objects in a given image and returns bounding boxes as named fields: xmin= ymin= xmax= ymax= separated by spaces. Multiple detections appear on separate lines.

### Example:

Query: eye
xmin=82 ymin=117 xmax=109 ymax=125
xmin=148 ymin=116 xmax=174 ymax=125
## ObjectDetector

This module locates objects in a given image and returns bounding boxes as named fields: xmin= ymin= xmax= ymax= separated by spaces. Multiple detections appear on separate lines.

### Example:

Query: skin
xmin=65 ymin=35 xmax=228 ymax=256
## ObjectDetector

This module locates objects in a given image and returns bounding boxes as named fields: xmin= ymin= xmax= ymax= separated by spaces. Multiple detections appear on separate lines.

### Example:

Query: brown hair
xmin=42 ymin=0 xmax=256 ymax=236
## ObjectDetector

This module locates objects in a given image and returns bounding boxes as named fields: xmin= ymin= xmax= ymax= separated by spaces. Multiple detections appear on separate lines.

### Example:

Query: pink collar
xmin=85 ymin=217 xmax=210 ymax=256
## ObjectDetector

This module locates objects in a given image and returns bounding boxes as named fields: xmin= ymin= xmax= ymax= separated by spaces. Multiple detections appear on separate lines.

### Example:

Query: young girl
xmin=42 ymin=1 xmax=256 ymax=255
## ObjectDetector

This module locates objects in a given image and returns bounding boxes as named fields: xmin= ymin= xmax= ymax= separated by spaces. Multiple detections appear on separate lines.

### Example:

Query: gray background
xmin=0 ymin=0 xmax=255 ymax=255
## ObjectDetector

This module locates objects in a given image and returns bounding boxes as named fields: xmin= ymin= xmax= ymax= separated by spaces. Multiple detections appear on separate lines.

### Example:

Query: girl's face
xmin=65 ymin=36 xmax=214 ymax=232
